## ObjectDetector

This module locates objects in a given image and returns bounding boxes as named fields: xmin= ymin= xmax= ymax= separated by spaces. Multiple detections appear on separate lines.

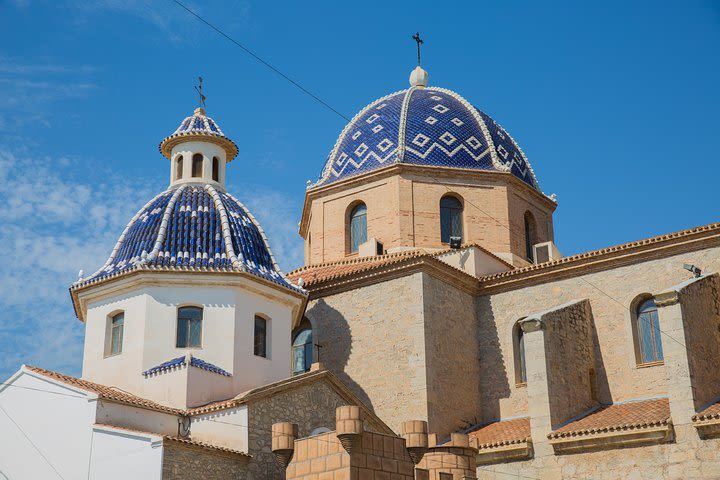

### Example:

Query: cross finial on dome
xmin=195 ymin=76 xmax=206 ymax=110
xmin=409 ymin=33 xmax=428 ymax=87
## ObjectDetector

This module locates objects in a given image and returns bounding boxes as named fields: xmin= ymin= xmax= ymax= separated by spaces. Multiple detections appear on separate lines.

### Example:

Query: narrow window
xmin=516 ymin=324 xmax=527 ymax=385
xmin=524 ymin=211 xmax=537 ymax=261
xmin=254 ymin=316 xmax=267 ymax=357
xmin=292 ymin=319 xmax=313 ymax=375
xmin=212 ymin=157 xmax=219 ymax=181
xmin=110 ymin=312 xmax=124 ymax=355
xmin=636 ymin=298 xmax=663 ymax=364
xmin=440 ymin=195 xmax=463 ymax=244
xmin=349 ymin=203 xmax=367 ymax=253
xmin=177 ymin=306 xmax=202 ymax=348
xmin=175 ymin=155 xmax=183 ymax=180
xmin=192 ymin=153 xmax=203 ymax=178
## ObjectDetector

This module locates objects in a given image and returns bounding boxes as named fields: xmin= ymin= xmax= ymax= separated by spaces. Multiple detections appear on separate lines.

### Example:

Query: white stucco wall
xmin=170 ymin=140 xmax=227 ymax=189
xmin=88 ymin=426 xmax=163 ymax=480
xmin=80 ymin=274 xmax=299 ymax=409
xmin=0 ymin=370 xmax=96 ymax=480
xmin=189 ymin=405 xmax=249 ymax=452
xmin=95 ymin=400 xmax=180 ymax=436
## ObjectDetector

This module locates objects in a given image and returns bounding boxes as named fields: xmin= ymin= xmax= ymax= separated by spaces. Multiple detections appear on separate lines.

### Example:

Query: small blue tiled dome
xmin=159 ymin=107 xmax=239 ymax=160
xmin=315 ymin=86 xmax=540 ymax=190
xmin=79 ymin=184 xmax=297 ymax=291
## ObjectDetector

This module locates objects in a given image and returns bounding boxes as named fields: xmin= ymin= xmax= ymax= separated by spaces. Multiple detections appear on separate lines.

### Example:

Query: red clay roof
xmin=287 ymin=250 xmax=429 ymax=286
xmin=25 ymin=365 xmax=183 ymax=415
xmin=548 ymin=398 xmax=670 ymax=439
xmin=287 ymin=244 xmax=511 ymax=288
xmin=467 ymin=417 xmax=530 ymax=449
xmin=693 ymin=400 xmax=720 ymax=422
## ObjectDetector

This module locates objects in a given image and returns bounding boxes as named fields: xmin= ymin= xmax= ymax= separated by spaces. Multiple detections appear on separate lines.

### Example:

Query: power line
xmin=172 ymin=0 xmax=351 ymax=122
xmin=171 ymin=0 xmax=690 ymax=352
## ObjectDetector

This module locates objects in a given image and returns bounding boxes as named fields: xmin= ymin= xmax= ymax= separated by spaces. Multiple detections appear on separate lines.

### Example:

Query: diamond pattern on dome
xmin=402 ymin=88 xmax=494 ymax=170
xmin=316 ymin=87 xmax=540 ymax=190
xmin=321 ymin=91 xmax=406 ymax=182
xmin=81 ymin=185 xmax=296 ymax=290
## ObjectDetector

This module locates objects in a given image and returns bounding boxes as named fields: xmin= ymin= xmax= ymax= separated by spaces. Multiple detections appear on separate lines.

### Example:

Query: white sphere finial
xmin=409 ymin=66 xmax=428 ymax=87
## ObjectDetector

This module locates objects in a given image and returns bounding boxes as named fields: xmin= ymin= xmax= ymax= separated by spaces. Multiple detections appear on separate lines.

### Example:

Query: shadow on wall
xmin=305 ymin=299 xmax=374 ymax=412
xmin=590 ymin=310 xmax=612 ymax=404
xmin=476 ymin=296 xmax=510 ymax=422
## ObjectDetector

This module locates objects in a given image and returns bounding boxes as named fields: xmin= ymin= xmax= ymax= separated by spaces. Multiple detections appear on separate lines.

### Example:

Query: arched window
xmin=524 ymin=211 xmax=537 ymax=261
xmin=440 ymin=195 xmax=463 ymax=244
xmin=192 ymin=153 xmax=203 ymax=178
xmin=514 ymin=322 xmax=527 ymax=385
xmin=292 ymin=318 xmax=313 ymax=375
xmin=177 ymin=306 xmax=202 ymax=348
xmin=175 ymin=155 xmax=183 ymax=180
xmin=109 ymin=312 xmax=124 ymax=355
xmin=635 ymin=298 xmax=664 ymax=364
xmin=349 ymin=203 xmax=367 ymax=253
xmin=254 ymin=315 xmax=268 ymax=358
xmin=212 ymin=157 xmax=219 ymax=182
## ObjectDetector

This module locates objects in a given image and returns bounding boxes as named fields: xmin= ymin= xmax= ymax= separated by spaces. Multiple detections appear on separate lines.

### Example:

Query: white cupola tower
xmin=159 ymin=106 xmax=239 ymax=191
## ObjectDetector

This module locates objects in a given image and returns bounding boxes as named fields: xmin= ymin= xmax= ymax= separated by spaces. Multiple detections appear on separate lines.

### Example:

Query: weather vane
xmin=194 ymin=76 xmax=206 ymax=109
xmin=412 ymin=32 xmax=424 ymax=66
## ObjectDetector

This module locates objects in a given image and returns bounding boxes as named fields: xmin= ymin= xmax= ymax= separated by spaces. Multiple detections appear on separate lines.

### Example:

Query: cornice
xmin=71 ymin=267 xmax=307 ymax=323
xmin=478 ymin=222 xmax=720 ymax=295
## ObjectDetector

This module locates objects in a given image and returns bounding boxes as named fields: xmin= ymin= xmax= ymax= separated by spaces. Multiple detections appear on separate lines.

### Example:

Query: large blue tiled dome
xmin=79 ymin=184 xmax=296 ymax=290
xmin=315 ymin=85 xmax=540 ymax=190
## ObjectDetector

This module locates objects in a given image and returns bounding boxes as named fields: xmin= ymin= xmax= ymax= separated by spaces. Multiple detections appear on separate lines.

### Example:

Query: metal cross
xmin=412 ymin=32 xmax=424 ymax=65
xmin=194 ymin=76 xmax=206 ymax=109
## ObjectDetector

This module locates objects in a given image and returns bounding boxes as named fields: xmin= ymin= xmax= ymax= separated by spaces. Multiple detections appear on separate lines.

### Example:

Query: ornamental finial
xmin=409 ymin=33 xmax=428 ymax=87
xmin=194 ymin=76 xmax=206 ymax=110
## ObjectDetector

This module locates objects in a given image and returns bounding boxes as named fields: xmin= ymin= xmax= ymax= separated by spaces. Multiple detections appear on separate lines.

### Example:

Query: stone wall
xmin=677 ymin=274 xmax=720 ymax=412
xmin=245 ymin=380 xmax=360 ymax=480
xmin=537 ymin=299 xmax=596 ymax=428
xmin=306 ymin=273 xmax=429 ymax=433
xmin=476 ymin=426 xmax=720 ymax=480
xmin=422 ymin=273 xmax=482 ymax=436
xmin=477 ymin=244 xmax=720 ymax=422
xmin=285 ymin=430 xmax=415 ymax=480
xmin=162 ymin=441 xmax=248 ymax=480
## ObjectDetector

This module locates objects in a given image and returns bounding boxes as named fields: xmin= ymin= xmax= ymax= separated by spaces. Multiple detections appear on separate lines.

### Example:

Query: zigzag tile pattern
xmin=317 ymin=86 xmax=539 ymax=190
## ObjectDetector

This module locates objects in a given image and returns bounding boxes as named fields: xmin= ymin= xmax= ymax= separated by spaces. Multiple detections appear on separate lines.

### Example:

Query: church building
xmin=1 ymin=61 xmax=720 ymax=480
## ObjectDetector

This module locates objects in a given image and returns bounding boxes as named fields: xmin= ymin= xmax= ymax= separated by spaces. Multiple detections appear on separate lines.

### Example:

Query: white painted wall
xmin=95 ymin=400 xmax=180 ymax=436
xmin=88 ymin=426 xmax=163 ymax=480
xmin=436 ymin=246 xmax=511 ymax=277
xmin=81 ymin=274 xmax=299 ymax=410
xmin=170 ymin=140 xmax=227 ymax=189
xmin=0 ymin=370 xmax=96 ymax=480
xmin=190 ymin=405 xmax=249 ymax=452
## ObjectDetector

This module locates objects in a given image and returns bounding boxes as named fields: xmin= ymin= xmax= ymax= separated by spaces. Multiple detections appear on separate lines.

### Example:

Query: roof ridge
xmin=481 ymin=221 xmax=720 ymax=282
xmin=288 ymin=249 xmax=427 ymax=275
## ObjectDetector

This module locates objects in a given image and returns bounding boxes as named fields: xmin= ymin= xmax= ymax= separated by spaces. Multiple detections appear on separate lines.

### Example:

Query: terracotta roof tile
xmin=548 ymin=398 xmax=670 ymax=439
xmin=693 ymin=400 xmax=720 ymax=422
xmin=467 ymin=417 xmax=530 ymax=449
xmin=26 ymin=365 xmax=183 ymax=415
xmin=287 ymin=250 xmax=432 ymax=286
xmin=287 ymin=244 xmax=510 ymax=288
xmin=481 ymin=222 xmax=720 ymax=283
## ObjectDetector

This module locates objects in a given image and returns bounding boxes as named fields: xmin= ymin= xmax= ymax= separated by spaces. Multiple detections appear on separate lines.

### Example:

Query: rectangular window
xmin=177 ymin=307 xmax=203 ymax=348
xmin=110 ymin=313 xmax=124 ymax=355
xmin=254 ymin=316 xmax=267 ymax=357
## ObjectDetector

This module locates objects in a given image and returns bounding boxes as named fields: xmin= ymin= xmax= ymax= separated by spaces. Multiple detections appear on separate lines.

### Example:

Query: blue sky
xmin=0 ymin=0 xmax=718 ymax=379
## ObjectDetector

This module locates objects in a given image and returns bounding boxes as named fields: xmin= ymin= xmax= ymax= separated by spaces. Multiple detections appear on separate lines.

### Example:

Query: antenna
xmin=194 ymin=76 xmax=206 ymax=109
xmin=412 ymin=32 xmax=424 ymax=66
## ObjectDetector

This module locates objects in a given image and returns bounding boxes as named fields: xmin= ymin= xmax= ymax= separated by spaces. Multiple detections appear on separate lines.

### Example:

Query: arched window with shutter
xmin=192 ymin=153 xmax=203 ymax=178
xmin=348 ymin=203 xmax=367 ymax=254
xmin=440 ymin=195 xmax=463 ymax=244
